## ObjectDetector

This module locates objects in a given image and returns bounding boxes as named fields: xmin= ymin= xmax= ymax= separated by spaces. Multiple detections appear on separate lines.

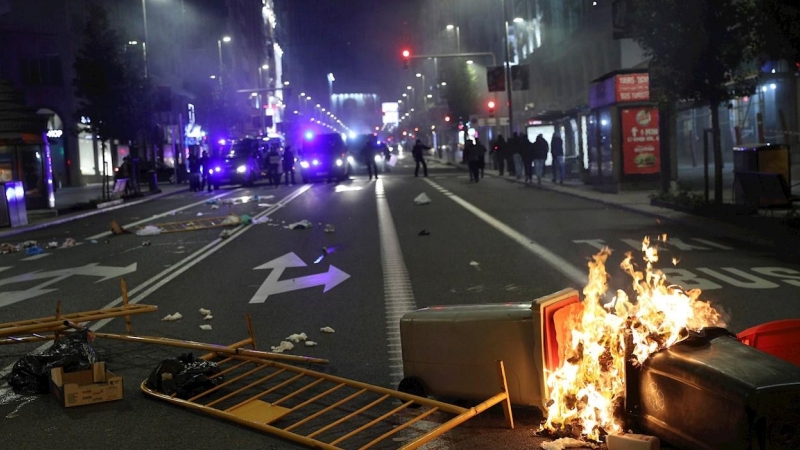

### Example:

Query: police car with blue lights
xmin=297 ymin=132 xmax=350 ymax=183
xmin=207 ymin=138 xmax=267 ymax=188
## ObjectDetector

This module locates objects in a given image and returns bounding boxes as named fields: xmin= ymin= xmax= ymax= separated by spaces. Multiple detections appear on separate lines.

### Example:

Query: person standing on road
xmin=200 ymin=150 xmax=212 ymax=192
xmin=188 ymin=152 xmax=201 ymax=192
xmin=532 ymin=134 xmax=549 ymax=185
xmin=521 ymin=134 xmax=534 ymax=184
xmin=411 ymin=139 xmax=430 ymax=177
xmin=361 ymin=137 xmax=379 ymax=181
xmin=282 ymin=145 xmax=296 ymax=185
xmin=511 ymin=133 xmax=524 ymax=180
xmin=493 ymin=135 xmax=506 ymax=176
xmin=475 ymin=138 xmax=488 ymax=179
xmin=465 ymin=139 xmax=481 ymax=183
xmin=266 ymin=145 xmax=282 ymax=186
xmin=550 ymin=131 xmax=565 ymax=184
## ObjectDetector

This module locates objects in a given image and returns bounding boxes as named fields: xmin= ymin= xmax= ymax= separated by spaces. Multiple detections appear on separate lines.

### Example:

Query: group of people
xmin=491 ymin=132 xmax=564 ymax=185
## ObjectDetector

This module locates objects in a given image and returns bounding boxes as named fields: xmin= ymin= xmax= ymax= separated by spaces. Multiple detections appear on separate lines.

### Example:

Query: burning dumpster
xmin=629 ymin=327 xmax=800 ymax=450
xmin=398 ymin=288 xmax=579 ymax=411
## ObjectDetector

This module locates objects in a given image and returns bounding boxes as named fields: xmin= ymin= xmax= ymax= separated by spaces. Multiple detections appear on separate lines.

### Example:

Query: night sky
xmin=282 ymin=0 xmax=420 ymax=102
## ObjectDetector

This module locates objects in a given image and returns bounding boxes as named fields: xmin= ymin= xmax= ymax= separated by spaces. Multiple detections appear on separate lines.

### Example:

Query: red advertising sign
xmin=615 ymin=73 xmax=650 ymax=102
xmin=621 ymin=107 xmax=660 ymax=175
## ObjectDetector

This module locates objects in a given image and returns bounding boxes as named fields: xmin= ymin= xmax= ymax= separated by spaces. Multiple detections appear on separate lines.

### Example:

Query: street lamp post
xmin=217 ymin=35 xmax=231 ymax=86
xmin=141 ymin=0 xmax=149 ymax=78
xmin=327 ymin=73 xmax=335 ymax=109
xmin=446 ymin=24 xmax=460 ymax=53
xmin=503 ymin=0 xmax=515 ymax=135
xmin=416 ymin=73 xmax=426 ymax=108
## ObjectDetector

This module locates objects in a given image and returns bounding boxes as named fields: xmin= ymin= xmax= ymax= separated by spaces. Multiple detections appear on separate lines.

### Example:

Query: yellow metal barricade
xmin=147 ymin=215 xmax=241 ymax=233
xmin=141 ymin=338 xmax=514 ymax=450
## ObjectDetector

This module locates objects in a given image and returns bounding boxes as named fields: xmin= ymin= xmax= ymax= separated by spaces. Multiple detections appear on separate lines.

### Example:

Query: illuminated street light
xmin=407 ymin=86 xmax=412 ymax=90
xmin=416 ymin=73 xmax=422 ymax=78
xmin=513 ymin=17 xmax=524 ymax=23
xmin=283 ymin=81 xmax=290 ymax=86
xmin=466 ymin=60 xmax=474 ymax=65
xmin=262 ymin=64 xmax=269 ymax=70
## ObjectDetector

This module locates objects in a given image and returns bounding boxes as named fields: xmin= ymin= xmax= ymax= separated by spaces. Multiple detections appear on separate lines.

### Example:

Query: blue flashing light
xmin=304 ymin=131 xmax=314 ymax=140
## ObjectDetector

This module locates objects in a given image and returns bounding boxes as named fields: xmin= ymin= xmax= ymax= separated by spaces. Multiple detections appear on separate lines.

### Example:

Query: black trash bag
xmin=145 ymin=353 xmax=223 ymax=399
xmin=3 ymin=330 xmax=97 ymax=395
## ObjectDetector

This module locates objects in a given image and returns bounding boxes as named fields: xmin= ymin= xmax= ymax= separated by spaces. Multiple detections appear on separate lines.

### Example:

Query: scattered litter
xmin=467 ymin=285 xmax=485 ymax=292
xmin=418 ymin=230 xmax=430 ymax=236
xmin=540 ymin=438 xmax=597 ymax=450
xmin=285 ymin=333 xmax=307 ymax=343
xmin=270 ymin=341 xmax=294 ymax=353
xmin=240 ymin=214 xmax=252 ymax=225
xmin=20 ymin=240 xmax=37 ymax=249
xmin=61 ymin=238 xmax=76 ymax=248
xmin=0 ymin=243 xmax=20 ymax=253
xmin=286 ymin=219 xmax=313 ymax=230
xmin=219 ymin=229 xmax=235 ymax=239
xmin=161 ymin=312 xmax=183 ymax=322
xmin=324 ymin=224 xmax=335 ymax=233
xmin=221 ymin=215 xmax=241 ymax=225
xmin=25 ymin=246 xmax=44 ymax=255
xmin=317 ymin=222 xmax=322 ymax=226
xmin=145 ymin=353 xmax=222 ymax=399
xmin=0 ymin=387 xmax=36 ymax=419
xmin=90 ymin=240 xmax=98 ymax=244
xmin=320 ymin=326 xmax=335 ymax=333
xmin=470 ymin=261 xmax=481 ymax=271
xmin=136 ymin=225 xmax=164 ymax=236
xmin=257 ymin=203 xmax=273 ymax=207
xmin=504 ymin=284 xmax=520 ymax=291
xmin=205 ymin=199 xmax=219 ymax=205
xmin=167 ymin=210 xmax=177 ymax=216
xmin=252 ymin=217 xmax=270 ymax=224
xmin=305 ymin=341 xmax=318 ymax=347
xmin=196 ymin=212 xmax=204 ymax=217
xmin=110 ymin=220 xmax=129 ymax=235
xmin=199 ymin=324 xmax=212 ymax=331
xmin=199 ymin=308 xmax=211 ymax=316
xmin=210 ymin=205 xmax=220 ymax=210
xmin=46 ymin=241 xmax=59 ymax=249
xmin=203 ymin=314 xmax=213 ymax=321
xmin=413 ymin=193 xmax=431 ymax=205
xmin=141 ymin=241 xmax=151 ymax=247
xmin=5 ymin=330 xmax=96 ymax=395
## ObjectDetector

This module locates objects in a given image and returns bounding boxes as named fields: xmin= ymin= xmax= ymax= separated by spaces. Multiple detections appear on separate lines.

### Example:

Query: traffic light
xmin=402 ymin=49 xmax=410 ymax=69
xmin=487 ymin=100 xmax=496 ymax=118
xmin=444 ymin=115 xmax=451 ymax=123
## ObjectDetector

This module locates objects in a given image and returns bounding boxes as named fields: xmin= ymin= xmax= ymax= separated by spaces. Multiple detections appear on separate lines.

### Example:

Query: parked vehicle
xmin=297 ymin=133 xmax=349 ymax=183
xmin=207 ymin=138 xmax=266 ymax=188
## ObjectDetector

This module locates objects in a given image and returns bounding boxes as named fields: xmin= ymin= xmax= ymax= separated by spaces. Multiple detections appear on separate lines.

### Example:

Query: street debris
xmin=161 ymin=312 xmax=183 ymax=322
xmin=4 ymin=330 xmax=97 ymax=395
xmin=271 ymin=341 xmax=294 ymax=353
xmin=203 ymin=314 xmax=213 ymax=321
xmin=418 ymin=229 xmax=431 ymax=236
xmin=540 ymin=438 xmax=598 ymax=450
xmin=305 ymin=341 xmax=318 ymax=347
xmin=470 ymin=261 xmax=481 ymax=271
xmin=62 ymin=238 xmax=76 ymax=248
xmin=210 ymin=204 xmax=220 ymax=210
xmin=285 ymin=332 xmax=307 ymax=343
xmin=413 ymin=192 xmax=431 ymax=205
xmin=141 ymin=241 xmax=151 ymax=247
xmin=286 ymin=219 xmax=313 ymax=230
xmin=0 ymin=387 xmax=36 ymax=419
xmin=221 ymin=214 xmax=241 ymax=225
xmin=199 ymin=324 xmax=212 ymax=331
xmin=219 ymin=229 xmax=235 ymax=239
xmin=145 ymin=353 xmax=223 ymax=399
xmin=240 ymin=214 xmax=252 ymax=225
xmin=324 ymin=224 xmax=335 ymax=233
xmin=320 ymin=326 xmax=335 ymax=333
xmin=136 ymin=225 xmax=163 ymax=236
xmin=25 ymin=246 xmax=44 ymax=255
xmin=258 ymin=203 xmax=273 ymax=207
xmin=199 ymin=308 xmax=211 ymax=316
xmin=110 ymin=220 xmax=129 ymax=235
xmin=46 ymin=241 xmax=59 ymax=249
xmin=252 ymin=216 xmax=270 ymax=224
xmin=196 ymin=212 xmax=204 ymax=216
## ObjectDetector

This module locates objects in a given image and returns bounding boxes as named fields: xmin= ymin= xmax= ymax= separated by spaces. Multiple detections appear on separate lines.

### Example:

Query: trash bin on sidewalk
xmin=0 ymin=181 xmax=28 ymax=227
xmin=147 ymin=170 xmax=158 ymax=192
xmin=733 ymin=143 xmax=791 ymax=186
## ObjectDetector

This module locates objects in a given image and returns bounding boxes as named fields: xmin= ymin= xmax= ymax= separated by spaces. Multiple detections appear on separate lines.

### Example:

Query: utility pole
xmin=503 ymin=0 xmax=514 ymax=135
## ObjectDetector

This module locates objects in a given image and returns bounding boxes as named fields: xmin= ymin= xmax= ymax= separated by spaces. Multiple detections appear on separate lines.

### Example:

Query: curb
xmin=0 ymin=187 xmax=189 ymax=240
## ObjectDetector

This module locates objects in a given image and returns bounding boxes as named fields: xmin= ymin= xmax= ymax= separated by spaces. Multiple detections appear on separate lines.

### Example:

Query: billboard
xmin=621 ymin=107 xmax=660 ymax=175
xmin=382 ymin=102 xmax=399 ymax=125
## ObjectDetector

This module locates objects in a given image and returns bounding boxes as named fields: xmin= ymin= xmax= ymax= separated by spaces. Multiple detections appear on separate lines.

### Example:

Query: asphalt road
xmin=1 ymin=157 xmax=798 ymax=449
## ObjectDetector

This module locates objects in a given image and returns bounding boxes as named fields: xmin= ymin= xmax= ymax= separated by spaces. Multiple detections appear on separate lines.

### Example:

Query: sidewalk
xmin=0 ymin=183 xmax=188 ymax=240
xmin=434 ymin=155 xmax=800 ymax=255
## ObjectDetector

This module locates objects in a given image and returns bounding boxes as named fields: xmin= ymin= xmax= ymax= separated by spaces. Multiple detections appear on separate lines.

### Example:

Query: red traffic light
xmin=402 ymin=49 xmax=410 ymax=58
xmin=402 ymin=49 xmax=411 ymax=69
xmin=487 ymin=101 xmax=496 ymax=109
xmin=444 ymin=115 xmax=451 ymax=122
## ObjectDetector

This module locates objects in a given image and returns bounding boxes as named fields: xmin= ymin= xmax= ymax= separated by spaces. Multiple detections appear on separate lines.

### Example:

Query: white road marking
xmin=376 ymin=179 xmax=417 ymax=388
xmin=425 ymin=179 xmax=588 ymax=286
xmin=21 ymin=253 xmax=51 ymax=261
xmin=0 ymin=184 xmax=311 ymax=378
xmin=85 ymin=189 xmax=242 ymax=240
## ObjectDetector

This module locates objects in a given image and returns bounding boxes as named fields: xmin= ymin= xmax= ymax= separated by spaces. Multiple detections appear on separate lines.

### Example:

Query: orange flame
xmin=542 ymin=236 xmax=726 ymax=440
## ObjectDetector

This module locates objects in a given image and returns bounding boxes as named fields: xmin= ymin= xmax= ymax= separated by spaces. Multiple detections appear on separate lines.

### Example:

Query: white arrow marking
xmin=0 ymin=289 xmax=59 ymax=308
xmin=249 ymin=253 xmax=350 ymax=303
xmin=0 ymin=263 xmax=138 ymax=288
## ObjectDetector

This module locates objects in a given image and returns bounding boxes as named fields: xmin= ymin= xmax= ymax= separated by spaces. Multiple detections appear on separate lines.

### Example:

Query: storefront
xmin=587 ymin=69 xmax=660 ymax=192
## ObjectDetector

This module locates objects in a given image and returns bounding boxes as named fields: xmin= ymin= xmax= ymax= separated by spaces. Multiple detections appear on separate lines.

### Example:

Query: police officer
xmin=282 ymin=145 xmax=296 ymax=185
xmin=266 ymin=145 xmax=282 ymax=186
xmin=361 ymin=137 xmax=379 ymax=181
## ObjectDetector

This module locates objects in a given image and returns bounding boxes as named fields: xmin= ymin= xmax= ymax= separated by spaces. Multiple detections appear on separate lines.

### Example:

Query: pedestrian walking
xmin=475 ymin=138 xmax=488 ymax=179
xmin=532 ymin=134 xmax=549 ymax=185
xmin=465 ymin=140 xmax=481 ymax=183
xmin=411 ymin=139 xmax=430 ymax=177
xmin=361 ymin=137 xmax=379 ymax=180
xmin=551 ymin=131 xmax=565 ymax=184
xmin=282 ymin=145 xmax=296 ymax=185
xmin=511 ymin=133 xmax=524 ymax=180
xmin=493 ymin=135 xmax=506 ymax=175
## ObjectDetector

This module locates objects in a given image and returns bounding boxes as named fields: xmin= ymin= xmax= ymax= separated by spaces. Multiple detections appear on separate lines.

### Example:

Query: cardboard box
xmin=50 ymin=362 xmax=123 ymax=408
